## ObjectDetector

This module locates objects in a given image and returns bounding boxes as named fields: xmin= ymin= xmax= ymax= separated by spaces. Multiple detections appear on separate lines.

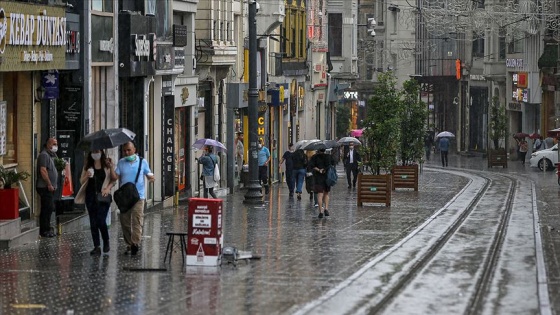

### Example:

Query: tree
xmin=489 ymin=96 xmax=508 ymax=149
xmin=336 ymin=104 xmax=351 ymax=139
xmin=399 ymin=79 xmax=428 ymax=165
xmin=361 ymin=72 xmax=402 ymax=175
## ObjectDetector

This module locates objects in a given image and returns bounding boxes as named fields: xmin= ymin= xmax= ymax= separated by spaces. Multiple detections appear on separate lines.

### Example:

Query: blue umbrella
xmin=192 ymin=138 xmax=227 ymax=152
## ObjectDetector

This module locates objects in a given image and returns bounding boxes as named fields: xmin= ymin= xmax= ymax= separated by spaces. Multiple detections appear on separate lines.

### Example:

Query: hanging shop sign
xmin=506 ymin=58 xmax=523 ymax=68
xmin=0 ymin=3 xmax=67 ymax=71
xmin=118 ymin=12 xmax=156 ymax=77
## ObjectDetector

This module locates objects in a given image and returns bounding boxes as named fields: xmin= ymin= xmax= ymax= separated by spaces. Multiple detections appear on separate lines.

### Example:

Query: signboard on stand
xmin=187 ymin=198 xmax=223 ymax=266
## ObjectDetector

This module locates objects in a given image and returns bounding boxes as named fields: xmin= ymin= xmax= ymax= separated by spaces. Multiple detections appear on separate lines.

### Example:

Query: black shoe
xmin=353 ymin=183 xmax=356 ymax=188
xmin=124 ymin=246 xmax=131 ymax=255
xmin=131 ymin=244 xmax=139 ymax=255
xmin=348 ymin=185 xmax=351 ymax=189
xmin=289 ymin=192 xmax=294 ymax=198
xmin=297 ymin=193 xmax=302 ymax=200
xmin=41 ymin=232 xmax=56 ymax=238
xmin=103 ymin=244 xmax=110 ymax=253
xmin=90 ymin=247 xmax=101 ymax=256
xmin=324 ymin=209 xmax=330 ymax=217
xmin=318 ymin=212 xmax=324 ymax=219
xmin=265 ymin=188 xmax=269 ymax=195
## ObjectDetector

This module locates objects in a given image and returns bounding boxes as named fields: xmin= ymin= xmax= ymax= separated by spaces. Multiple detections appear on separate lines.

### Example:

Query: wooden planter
xmin=391 ymin=164 xmax=419 ymax=191
xmin=0 ymin=188 xmax=19 ymax=220
xmin=357 ymin=173 xmax=391 ymax=207
xmin=488 ymin=149 xmax=508 ymax=168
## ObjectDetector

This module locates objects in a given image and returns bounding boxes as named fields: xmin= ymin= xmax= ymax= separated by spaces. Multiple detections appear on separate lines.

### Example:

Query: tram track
xmin=293 ymin=168 xmax=550 ymax=315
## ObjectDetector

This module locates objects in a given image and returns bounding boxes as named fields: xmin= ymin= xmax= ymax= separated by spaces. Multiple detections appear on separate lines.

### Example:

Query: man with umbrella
xmin=344 ymin=143 xmax=361 ymax=188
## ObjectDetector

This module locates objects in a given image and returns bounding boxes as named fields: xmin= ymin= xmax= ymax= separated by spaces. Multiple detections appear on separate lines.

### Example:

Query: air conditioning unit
xmin=377 ymin=21 xmax=384 ymax=27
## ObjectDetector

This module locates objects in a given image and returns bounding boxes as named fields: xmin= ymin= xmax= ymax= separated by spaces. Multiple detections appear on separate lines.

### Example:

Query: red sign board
xmin=187 ymin=198 xmax=223 ymax=266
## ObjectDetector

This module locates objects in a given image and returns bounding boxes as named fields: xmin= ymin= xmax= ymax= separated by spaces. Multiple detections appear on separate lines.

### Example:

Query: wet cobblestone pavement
xmin=0 ymin=154 xmax=559 ymax=314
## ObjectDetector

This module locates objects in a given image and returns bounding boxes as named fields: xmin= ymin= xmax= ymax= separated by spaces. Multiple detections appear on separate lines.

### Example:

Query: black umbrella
xmin=304 ymin=140 xmax=339 ymax=151
xmin=78 ymin=128 xmax=136 ymax=151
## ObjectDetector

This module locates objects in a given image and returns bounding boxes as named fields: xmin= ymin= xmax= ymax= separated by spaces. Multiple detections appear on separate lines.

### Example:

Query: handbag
xmin=114 ymin=158 xmax=143 ymax=213
xmin=213 ymin=161 xmax=220 ymax=181
xmin=96 ymin=192 xmax=113 ymax=204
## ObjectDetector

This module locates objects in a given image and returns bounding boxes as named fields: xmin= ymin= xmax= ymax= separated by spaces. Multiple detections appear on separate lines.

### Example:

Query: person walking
xmin=439 ymin=137 xmax=450 ymax=167
xmin=517 ymin=138 xmax=528 ymax=165
xmin=36 ymin=138 xmax=59 ymax=238
xmin=75 ymin=150 xmax=118 ymax=255
xmin=309 ymin=148 xmax=335 ymax=218
xmin=424 ymin=132 xmax=434 ymax=161
xmin=534 ymin=136 xmax=544 ymax=152
xmin=258 ymin=139 xmax=271 ymax=194
xmin=292 ymin=148 xmax=308 ymax=200
xmin=344 ymin=143 xmax=361 ymax=188
xmin=279 ymin=143 xmax=295 ymax=197
xmin=115 ymin=141 xmax=155 ymax=256
xmin=199 ymin=146 xmax=219 ymax=198
xmin=235 ymin=132 xmax=244 ymax=179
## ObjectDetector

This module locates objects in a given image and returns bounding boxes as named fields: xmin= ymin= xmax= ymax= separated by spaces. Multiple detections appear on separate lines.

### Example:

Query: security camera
xmin=265 ymin=82 xmax=270 ymax=87
xmin=119 ymin=63 xmax=124 ymax=68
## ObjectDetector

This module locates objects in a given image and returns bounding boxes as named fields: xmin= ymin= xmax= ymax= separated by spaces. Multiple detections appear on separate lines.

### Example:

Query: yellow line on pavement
xmin=11 ymin=304 xmax=47 ymax=309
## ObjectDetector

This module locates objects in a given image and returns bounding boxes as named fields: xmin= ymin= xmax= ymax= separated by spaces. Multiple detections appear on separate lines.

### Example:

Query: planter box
xmin=488 ymin=149 xmax=508 ymax=168
xmin=0 ymin=188 xmax=19 ymax=220
xmin=391 ymin=165 xmax=419 ymax=191
xmin=357 ymin=173 xmax=391 ymax=207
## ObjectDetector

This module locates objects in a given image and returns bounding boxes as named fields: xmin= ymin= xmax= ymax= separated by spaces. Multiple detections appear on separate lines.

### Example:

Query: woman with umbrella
xmin=198 ymin=146 xmax=219 ymax=198
xmin=75 ymin=149 xmax=118 ymax=255
xmin=308 ymin=147 xmax=336 ymax=218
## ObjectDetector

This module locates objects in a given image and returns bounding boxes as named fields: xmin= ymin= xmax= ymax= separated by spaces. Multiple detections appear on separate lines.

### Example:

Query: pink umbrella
xmin=350 ymin=129 xmax=363 ymax=137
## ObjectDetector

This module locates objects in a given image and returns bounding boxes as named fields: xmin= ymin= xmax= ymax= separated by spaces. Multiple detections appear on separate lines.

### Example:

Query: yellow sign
xmin=0 ymin=2 xmax=66 ymax=71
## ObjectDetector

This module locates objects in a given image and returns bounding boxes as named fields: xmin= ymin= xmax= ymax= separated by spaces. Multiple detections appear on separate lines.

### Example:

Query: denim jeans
xmin=294 ymin=168 xmax=306 ymax=193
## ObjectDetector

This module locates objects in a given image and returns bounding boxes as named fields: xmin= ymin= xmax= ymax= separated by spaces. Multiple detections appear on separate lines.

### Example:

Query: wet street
xmin=0 ymin=153 xmax=559 ymax=315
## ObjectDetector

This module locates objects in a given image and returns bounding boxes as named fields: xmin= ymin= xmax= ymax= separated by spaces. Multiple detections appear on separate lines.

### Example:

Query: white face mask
xmin=51 ymin=145 xmax=58 ymax=153
xmin=91 ymin=153 xmax=102 ymax=160
xmin=258 ymin=144 xmax=263 ymax=149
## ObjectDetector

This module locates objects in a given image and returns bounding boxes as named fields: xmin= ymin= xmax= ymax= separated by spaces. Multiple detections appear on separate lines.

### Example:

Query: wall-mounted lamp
xmin=34 ymin=86 xmax=45 ymax=102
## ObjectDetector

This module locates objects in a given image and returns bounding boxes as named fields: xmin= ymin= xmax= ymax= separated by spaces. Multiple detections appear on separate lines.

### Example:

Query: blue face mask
xmin=125 ymin=155 xmax=136 ymax=162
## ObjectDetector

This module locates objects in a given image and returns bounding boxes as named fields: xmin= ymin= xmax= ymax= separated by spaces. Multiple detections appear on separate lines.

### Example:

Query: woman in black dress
xmin=308 ymin=148 xmax=335 ymax=218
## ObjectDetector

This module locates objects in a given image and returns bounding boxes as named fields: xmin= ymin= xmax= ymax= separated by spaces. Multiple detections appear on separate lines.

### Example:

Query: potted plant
xmin=392 ymin=79 xmax=426 ymax=191
xmin=0 ymin=166 xmax=30 ymax=220
xmin=358 ymin=72 xmax=401 ymax=206
xmin=488 ymin=96 xmax=508 ymax=168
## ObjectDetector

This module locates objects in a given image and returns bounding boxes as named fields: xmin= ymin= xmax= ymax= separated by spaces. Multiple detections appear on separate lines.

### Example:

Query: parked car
xmin=529 ymin=143 xmax=558 ymax=171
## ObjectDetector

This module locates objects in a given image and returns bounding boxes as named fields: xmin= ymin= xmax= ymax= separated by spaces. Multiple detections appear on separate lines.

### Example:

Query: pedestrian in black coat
xmin=344 ymin=143 xmax=361 ymax=188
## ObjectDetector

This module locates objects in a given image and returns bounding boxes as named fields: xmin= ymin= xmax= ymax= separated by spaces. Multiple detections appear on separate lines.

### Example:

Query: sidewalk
xmin=0 ymin=157 xmax=557 ymax=314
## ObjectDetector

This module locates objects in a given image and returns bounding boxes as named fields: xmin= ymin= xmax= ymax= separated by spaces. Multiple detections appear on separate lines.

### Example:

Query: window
xmin=329 ymin=13 xmax=342 ymax=57
xmin=92 ymin=0 xmax=113 ymax=12
xmin=473 ymin=37 xmax=484 ymax=58
xmin=508 ymin=37 xmax=524 ymax=54
xmin=498 ymin=28 xmax=506 ymax=60
xmin=282 ymin=0 xmax=306 ymax=60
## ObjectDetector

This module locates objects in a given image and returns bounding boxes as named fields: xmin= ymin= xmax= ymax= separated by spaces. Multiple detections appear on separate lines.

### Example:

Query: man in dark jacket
xmin=344 ymin=143 xmax=361 ymax=188
xmin=292 ymin=148 xmax=307 ymax=200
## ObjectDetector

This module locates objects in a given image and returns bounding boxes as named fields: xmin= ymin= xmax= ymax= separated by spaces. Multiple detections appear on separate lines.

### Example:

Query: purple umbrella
xmin=192 ymin=138 xmax=227 ymax=152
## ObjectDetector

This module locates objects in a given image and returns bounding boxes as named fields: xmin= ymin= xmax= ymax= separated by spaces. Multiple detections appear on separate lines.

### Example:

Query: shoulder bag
xmin=114 ymin=157 xmax=143 ymax=213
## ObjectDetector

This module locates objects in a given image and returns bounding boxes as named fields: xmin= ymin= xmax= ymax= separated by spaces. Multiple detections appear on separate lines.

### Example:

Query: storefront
xmin=117 ymin=12 xmax=156 ymax=199
xmin=0 ymin=2 xmax=77 ymax=218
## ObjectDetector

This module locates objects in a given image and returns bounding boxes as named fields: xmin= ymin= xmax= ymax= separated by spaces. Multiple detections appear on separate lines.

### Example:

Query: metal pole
xmin=244 ymin=1 xmax=263 ymax=203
